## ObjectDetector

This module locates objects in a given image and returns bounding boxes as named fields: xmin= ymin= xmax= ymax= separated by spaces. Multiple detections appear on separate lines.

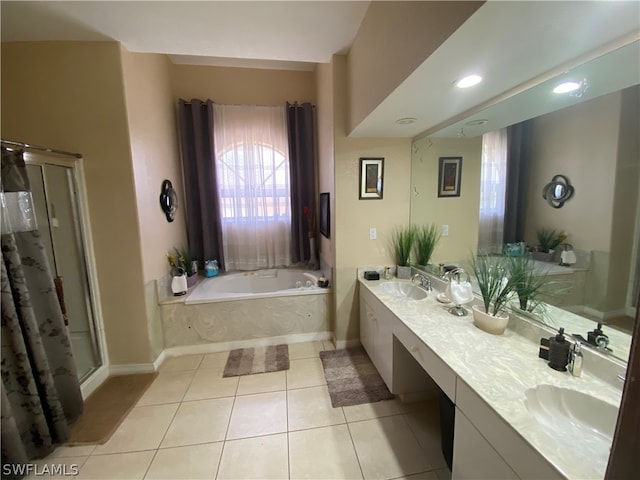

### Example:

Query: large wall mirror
xmin=410 ymin=39 xmax=639 ymax=365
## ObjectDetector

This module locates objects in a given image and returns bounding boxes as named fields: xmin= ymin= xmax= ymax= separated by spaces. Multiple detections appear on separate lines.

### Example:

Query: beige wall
xmin=410 ymin=136 xmax=483 ymax=264
xmin=332 ymin=55 xmax=413 ymax=344
xmin=315 ymin=62 xmax=335 ymax=272
xmin=1 ymin=42 xmax=151 ymax=365
xmin=171 ymin=64 xmax=316 ymax=105
xmin=121 ymin=49 xmax=187 ymax=283
xmin=121 ymin=48 xmax=188 ymax=359
xmin=348 ymin=1 xmax=482 ymax=133
xmin=525 ymin=92 xmax=622 ymax=252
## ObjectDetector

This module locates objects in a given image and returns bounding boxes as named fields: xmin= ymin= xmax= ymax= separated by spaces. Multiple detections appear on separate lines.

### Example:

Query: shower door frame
xmin=24 ymin=152 xmax=107 ymax=389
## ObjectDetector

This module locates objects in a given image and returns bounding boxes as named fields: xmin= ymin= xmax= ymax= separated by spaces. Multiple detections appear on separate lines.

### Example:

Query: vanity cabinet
xmin=453 ymin=408 xmax=518 ymax=479
xmin=360 ymin=286 xmax=396 ymax=390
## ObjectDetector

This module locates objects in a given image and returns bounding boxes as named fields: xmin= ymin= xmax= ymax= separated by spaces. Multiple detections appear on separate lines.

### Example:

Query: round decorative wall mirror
xmin=542 ymin=174 xmax=574 ymax=208
xmin=159 ymin=179 xmax=178 ymax=222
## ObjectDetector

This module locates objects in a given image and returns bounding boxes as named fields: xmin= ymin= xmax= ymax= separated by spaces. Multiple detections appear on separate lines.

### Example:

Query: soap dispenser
xmin=568 ymin=341 xmax=583 ymax=377
xmin=548 ymin=327 xmax=570 ymax=372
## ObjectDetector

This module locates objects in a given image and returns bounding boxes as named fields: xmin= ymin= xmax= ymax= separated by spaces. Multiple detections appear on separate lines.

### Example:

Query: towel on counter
xmin=447 ymin=281 xmax=474 ymax=305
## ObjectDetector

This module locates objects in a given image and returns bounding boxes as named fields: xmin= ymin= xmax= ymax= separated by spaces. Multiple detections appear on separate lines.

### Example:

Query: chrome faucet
xmin=412 ymin=273 xmax=432 ymax=291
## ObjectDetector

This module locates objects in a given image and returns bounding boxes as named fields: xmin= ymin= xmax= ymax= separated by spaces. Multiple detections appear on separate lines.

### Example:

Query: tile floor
xmin=35 ymin=341 xmax=452 ymax=480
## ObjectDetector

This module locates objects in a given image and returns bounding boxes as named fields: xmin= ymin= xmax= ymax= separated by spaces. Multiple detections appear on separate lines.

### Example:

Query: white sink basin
xmin=376 ymin=281 xmax=428 ymax=300
xmin=525 ymin=384 xmax=618 ymax=441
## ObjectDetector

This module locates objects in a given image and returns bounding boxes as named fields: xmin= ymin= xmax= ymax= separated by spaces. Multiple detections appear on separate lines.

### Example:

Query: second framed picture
xmin=359 ymin=157 xmax=384 ymax=200
xmin=438 ymin=157 xmax=462 ymax=197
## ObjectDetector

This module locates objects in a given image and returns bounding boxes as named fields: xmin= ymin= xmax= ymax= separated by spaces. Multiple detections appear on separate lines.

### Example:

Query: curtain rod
xmin=179 ymin=100 xmax=314 ymax=108
xmin=1 ymin=139 xmax=82 ymax=159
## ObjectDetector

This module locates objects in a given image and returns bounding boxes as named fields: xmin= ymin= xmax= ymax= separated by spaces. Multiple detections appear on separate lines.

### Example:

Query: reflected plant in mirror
xmin=414 ymin=224 xmax=441 ymax=267
xmin=508 ymin=254 xmax=559 ymax=315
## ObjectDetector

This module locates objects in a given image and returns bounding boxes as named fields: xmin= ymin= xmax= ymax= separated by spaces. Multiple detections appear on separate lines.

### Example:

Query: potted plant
xmin=390 ymin=225 xmax=417 ymax=279
xmin=469 ymin=254 xmax=520 ymax=335
xmin=533 ymin=228 xmax=567 ymax=262
xmin=167 ymin=246 xmax=198 ymax=288
xmin=414 ymin=223 xmax=441 ymax=268
xmin=507 ymin=254 xmax=551 ymax=314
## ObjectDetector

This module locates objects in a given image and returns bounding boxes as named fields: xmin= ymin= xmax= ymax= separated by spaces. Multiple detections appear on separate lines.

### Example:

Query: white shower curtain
xmin=478 ymin=128 xmax=508 ymax=254
xmin=213 ymin=104 xmax=291 ymax=271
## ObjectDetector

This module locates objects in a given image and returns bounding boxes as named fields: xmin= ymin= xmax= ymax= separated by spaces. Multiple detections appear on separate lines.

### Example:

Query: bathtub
xmin=186 ymin=269 xmax=325 ymax=304
xmin=160 ymin=268 xmax=331 ymax=349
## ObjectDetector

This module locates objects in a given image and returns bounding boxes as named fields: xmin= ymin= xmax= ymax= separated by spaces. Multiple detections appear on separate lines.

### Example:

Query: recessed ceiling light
xmin=456 ymin=75 xmax=483 ymax=89
xmin=395 ymin=117 xmax=417 ymax=125
xmin=465 ymin=119 xmax=488 ymax=127
xmin=553 ymin=81 xmax=581 ymax=94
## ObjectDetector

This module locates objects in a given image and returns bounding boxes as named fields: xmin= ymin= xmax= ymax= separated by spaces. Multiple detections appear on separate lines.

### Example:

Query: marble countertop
xmin=358 ymin=271 xmax=623 ymax=479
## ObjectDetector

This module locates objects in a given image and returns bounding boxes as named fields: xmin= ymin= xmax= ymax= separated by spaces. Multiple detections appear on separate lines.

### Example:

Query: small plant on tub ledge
xmin=469 ymin=254 xmax=521 ymax=335
xmin=533 ymin=228 xmax=567 ymax=262
xmin=167 ymin=246 xmax=198 ymax=288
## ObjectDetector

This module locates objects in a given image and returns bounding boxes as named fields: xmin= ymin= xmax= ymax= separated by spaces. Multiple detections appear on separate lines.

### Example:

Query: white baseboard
xmin=159 ymin=331 xmax=332 ymax=366
xmin=109 ymin=363 xmax=156 ymax=375
xmin=333 ymin=339 xmax=361 ymax=350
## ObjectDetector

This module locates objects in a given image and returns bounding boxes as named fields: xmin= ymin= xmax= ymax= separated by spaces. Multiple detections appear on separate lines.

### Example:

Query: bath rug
xmin=67 ymin=372 xmax=157 ymax=444
xmin=319 ymin=346 xmax=394 ymax=408
xmin=223 ymin=344 xmax=289 ymax=377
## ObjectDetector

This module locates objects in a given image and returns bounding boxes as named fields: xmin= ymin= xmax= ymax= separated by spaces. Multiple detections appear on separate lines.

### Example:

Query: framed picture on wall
xmin=438 ymin=157 xmax=462 ymax=197
xmin=359 ymin=157 xmax=384 ymax=200
xmin=319 ymin=192 xmax=330 ymax=238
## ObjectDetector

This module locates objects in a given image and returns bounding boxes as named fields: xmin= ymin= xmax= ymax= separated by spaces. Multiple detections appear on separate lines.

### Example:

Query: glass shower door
xmin=26 ymin=160 xmax=101 ymax=382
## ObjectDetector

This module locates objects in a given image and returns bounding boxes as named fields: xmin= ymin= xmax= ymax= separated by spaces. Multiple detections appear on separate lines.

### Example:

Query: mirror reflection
xmin=410 ymin=44 xmax=639 ymax=364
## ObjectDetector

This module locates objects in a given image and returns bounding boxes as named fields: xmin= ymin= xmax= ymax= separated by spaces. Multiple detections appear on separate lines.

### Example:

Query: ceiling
xmin=2 ymin=1 xmax=639 ymax=138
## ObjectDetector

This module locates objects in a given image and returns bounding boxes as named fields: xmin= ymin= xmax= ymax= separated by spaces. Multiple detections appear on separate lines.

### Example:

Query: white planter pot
xmin=397 ymin=265 xmax=412 ymax=279
xmin=471 ymin=305 xmax=509 ymax=335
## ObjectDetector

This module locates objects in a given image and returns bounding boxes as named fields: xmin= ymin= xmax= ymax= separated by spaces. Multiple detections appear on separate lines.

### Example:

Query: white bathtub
xmin=185 ymin=269 xmax=325 ymax=304
xmin=161 ymin=268 xmax=331 ymax=348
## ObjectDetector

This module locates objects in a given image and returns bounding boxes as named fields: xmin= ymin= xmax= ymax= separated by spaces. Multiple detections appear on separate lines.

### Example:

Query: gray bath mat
xmin=319 ymin=346 xmax=394 ymax=408
xmin=223 ymin=344 xmax=289 ymax=377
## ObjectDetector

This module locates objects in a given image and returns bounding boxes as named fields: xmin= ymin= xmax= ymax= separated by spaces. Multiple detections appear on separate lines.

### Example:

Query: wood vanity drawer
xmin=393 ymin=320 xmax=457 ymax=401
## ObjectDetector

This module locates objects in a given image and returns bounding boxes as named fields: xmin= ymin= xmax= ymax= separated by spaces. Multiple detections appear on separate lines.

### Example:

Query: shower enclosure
xmin=24 ymin=152 xmax=102 ymax=382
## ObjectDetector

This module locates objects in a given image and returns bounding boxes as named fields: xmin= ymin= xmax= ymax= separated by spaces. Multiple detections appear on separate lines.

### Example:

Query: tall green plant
xmin=391 ymin=225 xmax=417 ymax=266
xmin=470 ymin=255 xmax=520 ymax=315
xmin=414 ymin=224 xmax=441 ymax=266
xmin=508 ymin=254 xmax=551 ymax=312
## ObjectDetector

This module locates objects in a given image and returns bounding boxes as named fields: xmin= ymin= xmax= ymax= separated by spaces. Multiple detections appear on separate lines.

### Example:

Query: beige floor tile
xmin=183 ymin=368 xmax=238 ymax=401
xmin=136 ymin=371 xmax=195 ymax=406
xmin=158 ymin=354 xmax=203 ymax=372
xmin=93 ymin=404 xmax=178 ymax=454
xmin=403 ymin=404 xmax=448 ymax=470
xmin=396 ymin=471 xmax=439 ymax=480
xmin=288 ymin=341 xmax=323 ymax=360
xmin=289 ymin=424 xmax=362 ymax=480
xmin=349 ymin=415 xmax=432 ymax=480
xmin=26 ymin=457 xmax=87 ymax=480
xmin=236 ymin=370 xmax=286 ymax=396
xmin=160 ymin=397 xmax=234 ymax=448
xmin=217 ymin=433 xmax=288 ymax=480
xmin=343 ymin=398 xmax=409 ymax=423
xmin=286 ymin=357 xmax=326 ymax=389
xmin=435 ymin=468 xmax=452 ymax=480
xmin=76 ymin=451 xmax=155 ymax=479
xmin=144 ymin=442 xmax=223 ymax=480
xmin=46 ymin=445 xmax=96 ymax=458
xmin=287 ymin=385 xmax=345 ymax=431
xmin=199 ymin=351 xmax=230 ymax=373
xmin=226 ymin=391 xmax=287 ymax=440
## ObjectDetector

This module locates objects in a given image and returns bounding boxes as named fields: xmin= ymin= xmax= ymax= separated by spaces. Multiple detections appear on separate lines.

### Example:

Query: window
xmin=213 ymin=105 xmax=291 ymax=270
xmin=478 ymin=128 xmax=508 ymax=253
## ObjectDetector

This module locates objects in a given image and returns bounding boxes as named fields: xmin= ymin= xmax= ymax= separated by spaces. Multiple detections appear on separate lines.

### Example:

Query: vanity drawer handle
xmin=410 ymin=345 xmax=419 ymax=353
xmin=367 ymin=312 xmax=377 ymax=322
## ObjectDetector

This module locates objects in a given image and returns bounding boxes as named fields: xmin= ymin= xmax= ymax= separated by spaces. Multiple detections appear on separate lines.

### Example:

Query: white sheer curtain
xmin=213 ymin=104 xmax=291 ymax=270
xmin=478 ymin=128 xmax=508 ymax=254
